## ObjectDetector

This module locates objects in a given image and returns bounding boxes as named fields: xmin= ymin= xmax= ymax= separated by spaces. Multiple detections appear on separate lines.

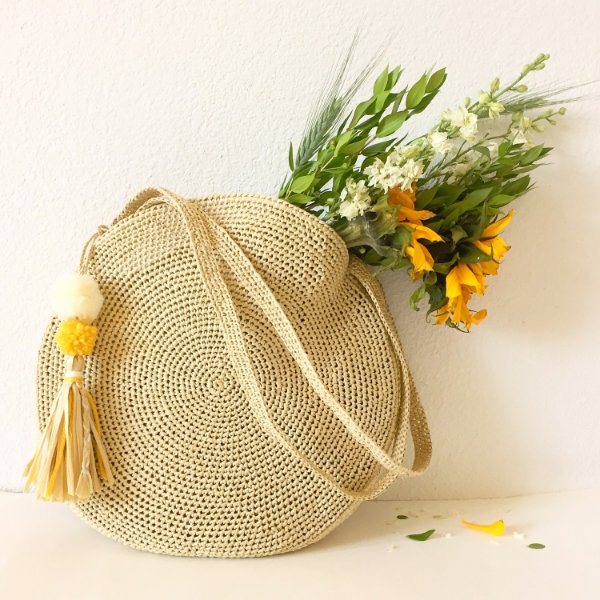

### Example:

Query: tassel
xmin=24 ymin=273 xmax=114 ymax=502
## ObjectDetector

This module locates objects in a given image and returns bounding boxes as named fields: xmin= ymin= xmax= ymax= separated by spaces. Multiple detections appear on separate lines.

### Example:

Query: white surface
xmin=1 ymin=490 xmax=598 ymax=599
xmin=1 ymin=1 xmax=600 ymax=498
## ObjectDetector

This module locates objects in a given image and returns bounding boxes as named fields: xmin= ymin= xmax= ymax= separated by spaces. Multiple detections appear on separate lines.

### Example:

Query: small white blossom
xmin=442 ymin=105 xmax=479 ymax=141
xmin=478 ymin=91 xmax=491 ymax=105
xmin=338 ymin=178 xmax=372 ymax=220
xmin=511 ymin=114 xmax=534 ymax=146
xmin=486 ymin=140 xmax=499 ymax=158
xmin=401 ymin=158 xmax=424 ymax=184
xmin=364 ymin=158 xmax=385 ymax=187
xmin=478 ymin=91 xmax=505 ymax=119
xmin=487 ymin=101 xmax=505 ymax=119
xmin=427 ymin=130 xmax=452 ymax=154
xmin=364 ymin=152 xmax=424 ymax=192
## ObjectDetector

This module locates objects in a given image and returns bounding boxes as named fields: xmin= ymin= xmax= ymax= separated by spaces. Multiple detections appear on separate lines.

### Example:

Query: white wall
xmin=1 ymin=0 xmax=599 ymax=499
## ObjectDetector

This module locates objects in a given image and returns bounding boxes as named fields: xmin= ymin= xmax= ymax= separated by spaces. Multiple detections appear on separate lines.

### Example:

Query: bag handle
xmin=110 ymin=187 xmax=431 ymax=500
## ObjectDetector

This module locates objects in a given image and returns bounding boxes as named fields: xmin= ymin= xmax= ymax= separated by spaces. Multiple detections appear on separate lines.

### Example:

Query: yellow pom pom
xmin=56 ymin=319 xmax=98 ymax=356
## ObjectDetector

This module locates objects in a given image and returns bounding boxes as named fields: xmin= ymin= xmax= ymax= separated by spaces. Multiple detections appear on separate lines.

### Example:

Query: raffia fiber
xmin=36 ymin=188 xmax=431 ymax=557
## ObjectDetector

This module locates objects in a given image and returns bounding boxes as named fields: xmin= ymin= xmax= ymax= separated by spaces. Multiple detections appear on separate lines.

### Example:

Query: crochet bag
xmin=34 ymin=187 xmax=431 ymax=557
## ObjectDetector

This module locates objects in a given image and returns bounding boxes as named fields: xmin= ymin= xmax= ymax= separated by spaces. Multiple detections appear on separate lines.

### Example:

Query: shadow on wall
xmin=377 ymin=146 xmax=597 ymax=500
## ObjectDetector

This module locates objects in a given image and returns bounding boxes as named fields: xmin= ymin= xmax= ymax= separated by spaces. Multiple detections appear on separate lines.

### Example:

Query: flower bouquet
xmin=280 ymin=50 xmax=574 ymax=330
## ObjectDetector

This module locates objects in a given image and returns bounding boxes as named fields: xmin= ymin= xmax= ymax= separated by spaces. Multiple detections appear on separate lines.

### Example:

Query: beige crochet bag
xmin=35 ymin=187 xmax=431 ymax=557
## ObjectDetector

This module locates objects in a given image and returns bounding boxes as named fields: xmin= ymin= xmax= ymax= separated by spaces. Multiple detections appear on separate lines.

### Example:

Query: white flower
xmin=487 ymin=101 xmax=504 ymax=119
xmin=478 ymin=91 xmax=491 ymax=105
xmin=511 ymin=114 xmax=534 ymax=146
xmin=427 ymin=130 xmax=452 ymax=154
xmin=339 ymin=178 xmax=372 ymax=220
xmin=477 ymin=90 xmax=504 ymax=119
xmin=401 ymin=158 xmax=424 ymax=184
xmin=486 ymin=140 xmax=499 ymax=158
xmin=364 ymin=152 xmax=424 ymax=192
xmin=364 ymin=158 xmax=385 ymax=187
xmin=442 ymin=105 xmax=478 ymax=141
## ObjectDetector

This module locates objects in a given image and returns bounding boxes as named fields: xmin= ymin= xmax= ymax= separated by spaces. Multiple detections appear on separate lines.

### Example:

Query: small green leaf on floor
xmin=407 ymin=529 xmax=435 ymax=541
xmin=528 ymin=543 xmax=546 ymax=549
xmin=396 ymin=514 xmax=409 ymax=520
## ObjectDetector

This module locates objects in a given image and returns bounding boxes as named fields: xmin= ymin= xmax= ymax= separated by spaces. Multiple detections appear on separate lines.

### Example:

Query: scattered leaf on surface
xmin=396 ymin=514 xmax=409 ymax=520
xmin=461 ymin=518 xmax=506 ymax=536
xmin=407 ymin=529 xmax=435 ymax=541
xmin=528 ymin=543 xmax=546 ymax=549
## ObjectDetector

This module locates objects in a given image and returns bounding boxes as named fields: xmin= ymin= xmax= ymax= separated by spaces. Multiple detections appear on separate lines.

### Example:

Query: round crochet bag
xmin=34 ymin=187 xmax=431 ymax=557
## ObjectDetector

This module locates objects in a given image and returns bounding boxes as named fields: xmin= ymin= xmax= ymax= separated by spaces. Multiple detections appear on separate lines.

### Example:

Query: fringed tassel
xmin=24 ymin=356 xmax=114 ymax=502
xmin=24 ymin=272 xmax=114 ymax=502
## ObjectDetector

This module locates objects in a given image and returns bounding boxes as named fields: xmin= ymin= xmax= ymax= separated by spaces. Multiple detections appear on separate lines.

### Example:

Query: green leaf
xmin=498 ymin=141 xmax=511 ymax=157
xmin=472 ymin=145 xmax=491 ymax=158
xmin=356 ymin=114 xmax=380 ymax=132
xmin=387 ymin=65 xmax=403 ymax=88
xmin=459 ymin=244 xmax=492 ymax=263
xmin=502 ymin=176 xmax=530 ymax=196
xmin=362 ymin=140 xmax=394 ymax=157
xmin=463 ymin=187 xmax=493 ymax=206
xmin=520 ymin=144 xmax=544 ymax=165
xmin=436 ymin=184 xmax=464 ymax=203
xmin=426 ymin=284 xmax=446 ymax=314
xmin=528 ymin=543 xmax=546 ymax=549
xmin=334 ymin=130 xmax=354 ymax=154
xmin=410 ymin=284 xmax=427 ymax=311
xmin=407 ymin=529 xmax=435 ymax=541
xmin=374 ymin=89 xmax=391 ymax=112
xmin=489 ymin=194 xmax=514 ymax=208
xmin=376 ymin=111 xmax=408 ymax=138
xmin=288 ymin=142 xmax=294 ymax=170
xmin=287 ymin=193 xmax=313 ymax=205
xmin=451 ymin=226 xmax=468 ymax=243
xmin=373 ymin=66 xmax=389 ymax=95
xmin=425 ymin=68 xmax=447 ymax=92
xmin=406 ymin=73 xmax=429 ymax=109
xmin=411 ymin=92 xmax=437 ymax=114
xmin=392 ymin=226 xmax=412 ymax=250
xmin=340 ymin=138 xmax=367 ymax=155
xmin=432 ymin=258 xmax=457 ymax=274
xmin=289 ymin=174 xmax=315 ymax=194
xmin=415 ymin=187 xmax=438 ymax=209
xmin=350 ymin=98 xmax=376 ymax=127
xmin=396 ymin=514 xmax=409 ymax=520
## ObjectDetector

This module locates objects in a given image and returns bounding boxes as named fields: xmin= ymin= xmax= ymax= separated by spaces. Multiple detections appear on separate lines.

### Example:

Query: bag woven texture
xmin=36 ymin=188 xmax=431 ymax=557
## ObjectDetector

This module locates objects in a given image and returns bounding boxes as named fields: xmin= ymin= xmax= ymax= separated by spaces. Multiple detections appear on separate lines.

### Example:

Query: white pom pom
xmin=50 ymin=273 xmax=104 ymax=323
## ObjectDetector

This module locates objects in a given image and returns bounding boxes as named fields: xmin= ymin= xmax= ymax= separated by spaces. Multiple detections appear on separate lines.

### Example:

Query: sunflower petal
xmin=461 ymin=518 xmax=506 ymax=536
xmin=409 ymin=224 xmax=444 ymax=242
xmin=472 ymin=309 xmax=487 ymax=325
xmin=482 ymin=209 xmax=514 ymax=239
xmin=406 ymin=240 xmax=434 ymax=273
xmin=398 ymin=207 xmax=436 ymax=223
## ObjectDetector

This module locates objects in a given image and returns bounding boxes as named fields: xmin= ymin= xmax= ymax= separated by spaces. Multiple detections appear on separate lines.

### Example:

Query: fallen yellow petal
xmin=461 ymin=518 xmax=506 ymax=536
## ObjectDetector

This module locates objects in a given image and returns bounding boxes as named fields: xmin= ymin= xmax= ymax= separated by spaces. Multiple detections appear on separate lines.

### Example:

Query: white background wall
xmin=1 ymin=0 xmax=598 ymax=499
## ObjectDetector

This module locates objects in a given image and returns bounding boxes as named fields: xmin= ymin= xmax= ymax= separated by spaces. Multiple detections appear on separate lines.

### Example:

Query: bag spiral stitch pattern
xmin=36 ymin=188 xmax=431 ymax=557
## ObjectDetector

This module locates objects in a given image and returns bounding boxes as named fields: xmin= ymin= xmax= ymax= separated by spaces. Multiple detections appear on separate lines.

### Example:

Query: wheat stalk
xmin=293 ymin=34 xmax=381 ymax=172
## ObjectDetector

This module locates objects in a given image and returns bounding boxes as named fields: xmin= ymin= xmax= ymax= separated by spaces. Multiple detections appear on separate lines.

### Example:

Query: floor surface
xmin=1 ymin=490 xmax=598 ymax=599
